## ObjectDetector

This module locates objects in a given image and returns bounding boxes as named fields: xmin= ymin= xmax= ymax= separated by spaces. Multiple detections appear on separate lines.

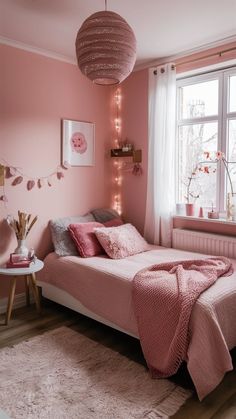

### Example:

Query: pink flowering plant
xmin=184 ymin=163 xmax=214 ymax=204
xmin=204 ymin=151 xmax=234 ymax=195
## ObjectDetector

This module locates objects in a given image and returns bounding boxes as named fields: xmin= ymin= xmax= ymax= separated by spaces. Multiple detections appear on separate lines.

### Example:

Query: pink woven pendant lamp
xmin=75 ymin=1 xmax=136 ymax=85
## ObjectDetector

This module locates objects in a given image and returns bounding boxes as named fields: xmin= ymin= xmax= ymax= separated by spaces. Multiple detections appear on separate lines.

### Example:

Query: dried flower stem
xmin=184 ymin=165 xmax=200 ymax=204
xmin=7 ymin=211 xmax=37 ymax=240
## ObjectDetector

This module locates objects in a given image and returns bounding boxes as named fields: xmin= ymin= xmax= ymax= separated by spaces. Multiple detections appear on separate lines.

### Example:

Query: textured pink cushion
xmin=94 ymin=223 xmax=149 ymax=259
xmin=68 ymin=222 xmax=104 ymax=257
xmin=103 ymin=217 xmax=123 ymax=227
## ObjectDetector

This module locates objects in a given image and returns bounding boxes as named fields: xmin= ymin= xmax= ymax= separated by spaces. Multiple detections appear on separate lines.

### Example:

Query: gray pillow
xmin=50 ymin=213 xmax=95 ymax=256
xmin=91 ymin=208 xmax=120 ymax=223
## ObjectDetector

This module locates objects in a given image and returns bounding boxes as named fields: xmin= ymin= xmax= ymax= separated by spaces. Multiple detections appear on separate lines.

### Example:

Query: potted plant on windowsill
xmin=183 ymin=163 xmax=213 ymax=216
xmin=184 ymin=166 xmax=200 ymax=216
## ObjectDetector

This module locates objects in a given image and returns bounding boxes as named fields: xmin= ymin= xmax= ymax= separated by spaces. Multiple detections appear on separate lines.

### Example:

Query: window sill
xmin=174 ymin=215 xmax=236 ymax=226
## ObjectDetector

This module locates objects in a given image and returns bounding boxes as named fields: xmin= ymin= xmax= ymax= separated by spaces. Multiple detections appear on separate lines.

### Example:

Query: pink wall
xmin=118 ymin=42 xmax=236 ymax=237
xmin=1 ymin=41 xmax=236 ymax=301
xmin=0 ymin=44 xmax=111 ymax=298
xmin=118 ymin=69 xmax=148 ymax=233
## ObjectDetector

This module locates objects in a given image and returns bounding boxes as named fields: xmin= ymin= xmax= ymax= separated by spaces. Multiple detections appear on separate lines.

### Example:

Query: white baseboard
xmin=0 ymin=292 xmax=34 ymax=314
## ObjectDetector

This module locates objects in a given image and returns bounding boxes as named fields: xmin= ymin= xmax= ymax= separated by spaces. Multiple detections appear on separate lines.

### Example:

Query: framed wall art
xmin=62 ymin=119 xmax=95 ymax=167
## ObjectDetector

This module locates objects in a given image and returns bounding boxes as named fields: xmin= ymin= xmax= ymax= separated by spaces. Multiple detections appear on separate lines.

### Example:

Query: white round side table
xmin=0 ymin=259 xmax=44 ymax=325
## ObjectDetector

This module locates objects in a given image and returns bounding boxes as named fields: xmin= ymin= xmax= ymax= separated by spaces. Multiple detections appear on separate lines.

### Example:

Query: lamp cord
xmin=105 ymin=0 xmax=107 ymax=11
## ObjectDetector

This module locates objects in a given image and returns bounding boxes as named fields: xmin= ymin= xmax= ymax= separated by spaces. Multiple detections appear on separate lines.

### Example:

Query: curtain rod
xmin=153 ymin=64 xmax=175 ymax=75
xmin=176 ymin=45 xmax=236 ymax=67
xmin=152 ymin=45 xmax=236 ymax=74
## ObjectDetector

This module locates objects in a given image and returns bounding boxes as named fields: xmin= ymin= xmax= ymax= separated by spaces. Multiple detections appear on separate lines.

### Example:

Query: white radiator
xmin=172 ymin=228 xmax=236 ymax=259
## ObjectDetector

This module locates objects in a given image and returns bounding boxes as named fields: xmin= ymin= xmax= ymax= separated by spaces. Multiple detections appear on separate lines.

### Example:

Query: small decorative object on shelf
xmin=176 ymin=203 xmax=185 ymax=216
xmin=227 ymin=193 xmax=236 ymax=221
xmin=132 ymin=163 xmax=142 ymax=176
xmin=122 ymin=145 xmax=129 ymax=152
xmin=133 ymin=150 xmax=142 ymax=163
xmin=132 ymin=149 xmax=142 ymax=175
xmin=208 ymin=203 xmax=219 ymax=219
xmin=208 ymin=211 xmax=219 ymax=219
xmin=7 ymin=211 xmax=38 ymax=256
xmin=198 ymin=207 xmax=204 ymax=218
xmin=121 ymin=142 xmax=133 ymax=152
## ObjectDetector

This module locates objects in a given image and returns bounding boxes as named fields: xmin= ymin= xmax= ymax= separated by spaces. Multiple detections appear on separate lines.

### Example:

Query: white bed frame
xmin=38 ymin=281 xmax=138 ymax=338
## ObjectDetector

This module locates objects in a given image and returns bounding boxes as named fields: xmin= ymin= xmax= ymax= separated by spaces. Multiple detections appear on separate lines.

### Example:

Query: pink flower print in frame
xmin=70 ymin=132 xmax=87 ymax=154
xmin=62 ymin=119 xmax=95 ymax=167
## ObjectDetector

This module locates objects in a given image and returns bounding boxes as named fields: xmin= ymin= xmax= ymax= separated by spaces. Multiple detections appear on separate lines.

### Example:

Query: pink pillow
xmin=68 ymin=222 xmax=104 ymax=257
xmin=94 ymin=223 xmax=149 ymax=259
xmin=103 ymin=217 xmax=123 ymax=227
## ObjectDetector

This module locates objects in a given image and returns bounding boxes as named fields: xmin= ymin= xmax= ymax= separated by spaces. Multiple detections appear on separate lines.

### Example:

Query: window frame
xmin=176 ymin=66 xmax=236 ymax=213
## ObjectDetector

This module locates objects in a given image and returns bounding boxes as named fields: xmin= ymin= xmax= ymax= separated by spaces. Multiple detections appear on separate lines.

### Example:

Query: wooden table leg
xmin=5 ymin=277 xmax=17 ymax=325
xmin=30 ymin=273 xmax=41 ymax=313
xmin=25 ymin=275 xmax=30 ymax=306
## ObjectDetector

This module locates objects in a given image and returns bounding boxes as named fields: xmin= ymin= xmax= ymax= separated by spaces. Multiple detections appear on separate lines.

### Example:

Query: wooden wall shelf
xmin=110 ymin=149 xmax=142 ymax=163
xmin=110 ymin=149 xmax=133 ymax=157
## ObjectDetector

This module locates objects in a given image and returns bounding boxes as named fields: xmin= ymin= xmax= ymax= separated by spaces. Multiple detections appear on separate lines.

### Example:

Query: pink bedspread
xmin=38 ymin=248 xmax=236 ymax=400
xmin=132 ymin=257 xmax=233 ymax=383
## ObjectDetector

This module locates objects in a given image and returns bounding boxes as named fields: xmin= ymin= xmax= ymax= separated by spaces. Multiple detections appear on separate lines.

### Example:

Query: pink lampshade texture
xmin=75 ymin=11 xmax=137 ymax=85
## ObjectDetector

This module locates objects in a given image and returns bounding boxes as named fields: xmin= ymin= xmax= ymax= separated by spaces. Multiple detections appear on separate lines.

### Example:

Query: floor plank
xmin=0 ymin=298 xmax=236 ymax=418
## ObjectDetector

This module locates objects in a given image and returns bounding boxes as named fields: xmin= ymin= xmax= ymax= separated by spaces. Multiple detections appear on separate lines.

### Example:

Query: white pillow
xmin=50 ymin=213 xmax=95 ymax=256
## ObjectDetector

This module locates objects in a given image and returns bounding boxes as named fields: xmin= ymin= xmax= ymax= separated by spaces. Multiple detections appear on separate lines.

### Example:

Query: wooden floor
xmin=0 ymin=299 xmax=236 ymax=418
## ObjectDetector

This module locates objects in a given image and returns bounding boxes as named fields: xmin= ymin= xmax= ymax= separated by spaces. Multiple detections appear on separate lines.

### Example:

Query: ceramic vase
xmin=14 ymin=239 xmax=29 ymax=256
xmin=185 ymin=203 xmax=194 ymax=216
xmin=227 ymin=193 xmax=236 ymax=221
xmin=198 ymin=207 xmax=204 ymax=218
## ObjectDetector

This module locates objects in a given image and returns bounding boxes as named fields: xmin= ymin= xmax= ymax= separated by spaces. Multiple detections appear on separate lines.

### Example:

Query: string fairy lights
xmin=112 ymin=87 xmax=122 ymax=215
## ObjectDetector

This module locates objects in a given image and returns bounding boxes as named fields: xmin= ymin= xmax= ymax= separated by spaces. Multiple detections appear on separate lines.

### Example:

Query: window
xmin=176 ymin=67 xmax=236 ymax=212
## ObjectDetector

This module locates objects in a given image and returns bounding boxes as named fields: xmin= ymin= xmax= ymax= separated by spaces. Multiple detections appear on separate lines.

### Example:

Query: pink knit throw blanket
xmin=132 ymin=257 xmax=233 ymax=378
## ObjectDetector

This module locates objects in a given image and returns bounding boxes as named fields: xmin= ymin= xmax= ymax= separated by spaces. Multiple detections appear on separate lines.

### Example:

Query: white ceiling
xmin=1 ymin=0 xmax=236 ymax=68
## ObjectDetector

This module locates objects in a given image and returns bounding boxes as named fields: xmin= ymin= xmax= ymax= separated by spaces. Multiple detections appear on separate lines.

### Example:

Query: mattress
xmin=38 ymin=246 xmax=236 ymax=400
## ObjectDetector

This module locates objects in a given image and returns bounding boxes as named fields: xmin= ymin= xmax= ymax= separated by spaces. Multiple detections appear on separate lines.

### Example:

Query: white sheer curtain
xmin=144 ymin=64 xmax=176 ymax=247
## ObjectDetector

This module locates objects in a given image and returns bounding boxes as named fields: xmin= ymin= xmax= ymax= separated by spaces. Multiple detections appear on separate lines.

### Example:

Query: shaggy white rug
xmin=0 ymin=327 xmax=191 ymax=418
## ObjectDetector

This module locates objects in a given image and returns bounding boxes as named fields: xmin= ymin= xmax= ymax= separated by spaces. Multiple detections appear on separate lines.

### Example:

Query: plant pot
xmin=185 ymin=203 xmax=194 ymax=216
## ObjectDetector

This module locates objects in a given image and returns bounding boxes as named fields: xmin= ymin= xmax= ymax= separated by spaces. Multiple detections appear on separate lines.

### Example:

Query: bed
xmin=37 ymin=244 xmax=236 ymax=401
